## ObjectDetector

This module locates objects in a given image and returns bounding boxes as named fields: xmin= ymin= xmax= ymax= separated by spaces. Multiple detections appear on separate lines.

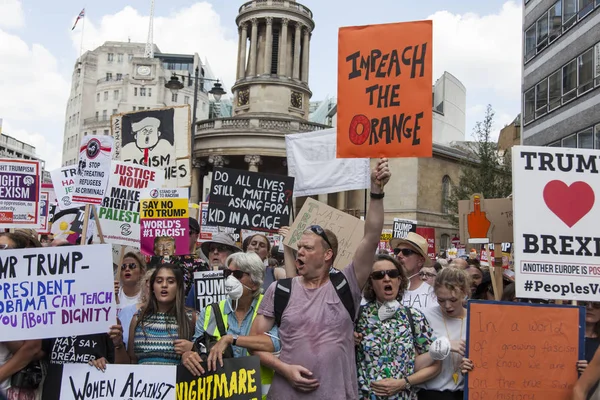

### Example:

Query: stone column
xmin=293 ymin=23 xmax=302 ymax=79
xmin=248 ymin=18 xmax=259 ymax=77
xmin=264 ymin=17 xmax=273 ymax=75
xmin=278 ymin=18 xmax=289 ymax=77
xmin=190 ymin=158 xmax=201 ymax=204
xmin=318 ymin=193 xmax=327 ymax=205
xmin=208 ymin=155 xmax=228 ymax=168
xmin=337 ymin=191 xmax=346 ymax=210
xmin=301 ymin=27 xmax=310 ymax=83
xmin=244 ymin=155 xmax=262 ymax=172
xmin=238 ymin=23 xmax=248 ymax=79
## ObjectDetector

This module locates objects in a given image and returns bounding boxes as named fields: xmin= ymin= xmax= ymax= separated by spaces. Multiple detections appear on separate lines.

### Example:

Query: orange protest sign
xmin=337 ymin=21 xmax=433 ymax=158
xmin=466 ymin=301 xmax=583 ymax=400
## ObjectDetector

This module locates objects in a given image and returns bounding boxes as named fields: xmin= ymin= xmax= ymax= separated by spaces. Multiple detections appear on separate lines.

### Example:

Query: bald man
xmin=449 ymin=257 xmax=468 ymax=270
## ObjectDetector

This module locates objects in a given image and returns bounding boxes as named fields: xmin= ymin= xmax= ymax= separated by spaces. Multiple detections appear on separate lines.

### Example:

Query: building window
xmin=106 ymin=72 xmax=112 ymax=81
xmin=128 ymin=54 xmax=133 ymax=61
xmin=535 ymin=80 xmax=548 ymax=118
xmin=107 ymin=53 xmax=114 ymax=62
xmin=140 ymin=87 xmax=146 ymax=96
xmin=133 ymin=106 xmax=136 ymax=111
xmin=96 ymin=93 xmax=100 ymax=102
xmin=548 ymin=70 xmax=562 ymax=111
xmin=113 ymin=90 xmax=119 ymax=100
xmin=92 ymin=130 xmax=97 ymax=135
xmin=95 ymin=111 xmax=99 ymax=120
xmin=524 ymin=88 xmax=535 ymax=124
xmin=148 ymin=88 xmax=152 ymax=97
xmin=562 ymin=133 xmax=577 ymax=147
xmin=595 ymin=123 xmax=600 ymax=148
xmin=184 ymin=96 xmax=190 ymax=104
xmin=549 ymin=1 xmax=562 ymax=43
xmin=102 ymin=110 xmax=107 ymax=120
xmin=112 ymin=109 xmax=117 ymax=115
xmin=440 ymin=234 xmax=450 ymax=251
xmin=104 ymin=91 xmax=108 ymax=101
xmin=578 ymin=127 xmax=594 ymax=148
xmin=536 ymin=13 xmax=549 ymax=53
xmin=116 ymin=73 xmax=123 ymax=80
xmin=563 ymin=0 xmax=577 ymax=29
xmin=172 ymin=93 xmax=178 ymax=102
xmin=441 ymin=175 xmax=451 ymax=214
xmin=579 ymin=0 xmax=594 ymax=18
xmin=104 ymin=129 xmax=109 ymax=135
xmin=524 ymin=25 xmax=536 ymax=62
xmin=117 ymin=53 xmax=124 ymax=63
xmin=134 ymin=87 xmax=138 ymax=96
xmin=578 ymin=48 xmax=594 ymax=94
xmin=562 ymin=59 xmax=577 ymax=103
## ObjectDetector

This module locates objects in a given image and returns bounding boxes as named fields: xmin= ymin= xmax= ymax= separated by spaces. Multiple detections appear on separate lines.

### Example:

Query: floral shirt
xmin=356 ymin=301 xmax=435 ymax=400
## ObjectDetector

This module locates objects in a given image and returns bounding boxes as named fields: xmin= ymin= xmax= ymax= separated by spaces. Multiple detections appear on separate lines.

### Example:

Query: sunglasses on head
xmin=394 ymin=248 xmax=417 ymax=257
xmin=223 ymin=269 xmax=248 ymax=280
xmin=121 ymin=263 xmax=137 ymax=270
xmin=308 ymin=225 xmax=332 ymax=250
xmin=371 ymin=269 xmax=401 ymax=280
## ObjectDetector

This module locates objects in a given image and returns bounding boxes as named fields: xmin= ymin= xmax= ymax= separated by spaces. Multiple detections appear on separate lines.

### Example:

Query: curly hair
xmin=363 ymin=254 xmax=409 ymax=303
xmin=434 ymin=267 xmax=472 ymax=298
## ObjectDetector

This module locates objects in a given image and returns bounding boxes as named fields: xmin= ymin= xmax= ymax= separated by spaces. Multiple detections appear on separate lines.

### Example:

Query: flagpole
xmin=79 ymin=7 xmax=86 ymax=60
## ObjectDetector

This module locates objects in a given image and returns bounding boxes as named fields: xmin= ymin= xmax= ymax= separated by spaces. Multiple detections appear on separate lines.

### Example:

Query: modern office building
xmin=522 ymin=0 xmax=600 ymax=148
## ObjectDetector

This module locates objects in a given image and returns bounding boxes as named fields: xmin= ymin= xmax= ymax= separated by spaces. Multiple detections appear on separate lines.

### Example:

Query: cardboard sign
xmin=284 ymin=198 xmax=364 ymax=270
xmin=0 ymin=159 xmax=41 ymax=228
xmin=51 ymin=166 xmax=85 ymax=210
xmin=416 ymin=227 xmax=436 ymax=260
xmin=392 ymin=218 xmax=417 ymax=239
xmin=458 ymin=195 xmax=513 ymax=245
xmin=207 ymin=167 xmax=294 ymax=233
xmin=72 ymin=135 xmax=114 ymax=204
xmin=0 ymin=244 xmax=116 ymax=341
xmin=513 ymin=146 xmax=600 ymax=301
xmin=466 ymin=301 xmax=583 ymax=400
xmin=139 ymin=188 xmax=189 ymax=256
xmin=112 ymin=106 xmax=191 ymax=188
xmin=194 ymin=270 xmax=226 ymax=310
xmin=337 ymin=21 xmax=433 ymax=158
xmin=98 ymin=161 xmax=164 ymax=247
xmin=176 ymin=356 xmax=262 ymax=400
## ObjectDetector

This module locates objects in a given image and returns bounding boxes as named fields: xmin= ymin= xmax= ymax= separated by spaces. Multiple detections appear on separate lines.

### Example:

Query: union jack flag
xmin=71 ymin=8 xmax=85 ymax=30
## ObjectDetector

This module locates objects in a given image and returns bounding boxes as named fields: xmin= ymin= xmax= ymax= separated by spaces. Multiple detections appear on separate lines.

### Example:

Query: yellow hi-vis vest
xmin=203 ymin=296 xmax=275 ymax=399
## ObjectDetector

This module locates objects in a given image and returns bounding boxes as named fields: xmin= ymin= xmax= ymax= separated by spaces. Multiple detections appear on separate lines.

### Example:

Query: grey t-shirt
xmin=258 ymin=263 xmax=362 ymax=400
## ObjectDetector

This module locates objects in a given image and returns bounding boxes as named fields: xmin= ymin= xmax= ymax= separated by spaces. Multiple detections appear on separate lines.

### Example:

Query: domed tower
xmin=193 ymin=0 xmax=327 ymax=202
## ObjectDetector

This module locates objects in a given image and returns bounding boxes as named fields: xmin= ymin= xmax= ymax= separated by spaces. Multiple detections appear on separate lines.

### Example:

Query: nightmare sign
xmin=207 ymin=167 xmax=294 ymax=233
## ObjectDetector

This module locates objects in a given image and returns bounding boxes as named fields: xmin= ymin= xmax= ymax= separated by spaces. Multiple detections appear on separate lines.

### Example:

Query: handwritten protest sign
xmin=72 ymin=135 xmax=114 ymax=204
xmin=140 ymin=188 xmax=189 ymax=256
xmin=0 ymin=244 xmax=116 ymax=341
xmin=98 ymin=161 xmax=164 ymax=247
xmin=208 ymin=167 xmax=294 ymax=233
xmin=466 ymin=301 xmax=583 ymax=400
xmin=0 ymin=159 xmax=41 ymax=228
xmin=513 ymin=146 xmax=600 ymax=301
xmin=176 ymin=356 xmax=262 ymax=400
xmin=392 ymin=218 xmax=417 ymax=239
xmin=51 ymin=166 xmax=84 ymax=210
xmin=194 ymin=270 xmax=226 ymax=310
xmin=112 ymin=106 xmax=191 ymax=188
xmin=284 ymin=198 xmax=364 ymax=270
xmin=337 ymin=21 xmax=432 ymax=158
xmin=458 ymin=194 xmax=513 ymax=245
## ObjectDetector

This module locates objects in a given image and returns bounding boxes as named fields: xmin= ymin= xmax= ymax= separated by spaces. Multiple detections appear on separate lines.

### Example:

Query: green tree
xmin=444 ymin=105 xmax=512 ymax=227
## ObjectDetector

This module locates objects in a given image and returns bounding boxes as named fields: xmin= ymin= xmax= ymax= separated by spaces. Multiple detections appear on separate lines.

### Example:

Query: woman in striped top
xmin=116 ymin=264 xmax=198 ymax=365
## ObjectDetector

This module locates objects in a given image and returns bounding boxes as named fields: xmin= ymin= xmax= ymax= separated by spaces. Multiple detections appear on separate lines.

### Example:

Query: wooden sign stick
xmin=91 ymin=206 xmax=105 ymax=244
xmin=486 ymin=243 xmax=500 ymax=300
xmin=80 ymin=204 xmax=91 ymax=246
xmin=493 ymin=242 xmax=504 ymax=301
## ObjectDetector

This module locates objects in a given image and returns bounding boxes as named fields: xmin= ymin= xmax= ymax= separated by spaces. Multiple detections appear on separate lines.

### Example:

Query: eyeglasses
xmin=371 ymin=269 xmax=401 ymax=280
xmin=121 ymin=263 xmax=138 ymax=270
xmin=209 ymin=244 xmax=229 ymax=253
xmin=307 ymin=225 xmax=332 ymax=250
xmin=582 ymin=302 xmax=600 ymax=309
xmin=223 ymin=269 xmax=248 ymax=280
xmin=394 ymin=248 xmax=417 ymax=257
xmin=419 ymin=272 xmax=436 ymax=279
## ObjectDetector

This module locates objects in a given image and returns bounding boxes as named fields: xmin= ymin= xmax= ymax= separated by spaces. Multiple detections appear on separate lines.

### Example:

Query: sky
xmin=0 ymin=0 xmax=523 ymax=171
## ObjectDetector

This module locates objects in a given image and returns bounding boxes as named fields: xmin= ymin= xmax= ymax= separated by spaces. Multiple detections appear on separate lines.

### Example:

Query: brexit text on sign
xmin=337 ymin=21 xmax=432 ymax=158
xmin=207 ymin=167 xmax=294 ymax=233
xmin=0 ymin=159 xmax=41 ymax=228
xmin=513 ymin=146 xmax=600 ymax=301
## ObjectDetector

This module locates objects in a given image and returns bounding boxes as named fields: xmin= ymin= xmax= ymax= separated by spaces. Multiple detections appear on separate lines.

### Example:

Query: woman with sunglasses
xmin=356 ymin=254 xmax=440 ymax=399
xmin=116 ymin=252 xmax=147 ymax=309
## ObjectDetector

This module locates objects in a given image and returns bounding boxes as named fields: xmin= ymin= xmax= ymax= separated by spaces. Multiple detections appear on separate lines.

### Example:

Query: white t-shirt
xmin=0 ymin=343 xmax=12 ymax=392
xmin=401 ymin=281 xmax=437 ymax=311
xmin=118 ymin=287 xmax=141 ymax=309
xmin=419 ymin=306 xmax=467 ymax=392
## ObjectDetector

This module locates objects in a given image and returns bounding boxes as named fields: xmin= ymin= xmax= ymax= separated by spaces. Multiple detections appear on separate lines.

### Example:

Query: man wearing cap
xmin=185 ymin=232 xmax=242 ymax=308
xmin=391 ymin=232 xmax=438 ymax=311
xmin=122 ymin=116 xmax=173 ymax=165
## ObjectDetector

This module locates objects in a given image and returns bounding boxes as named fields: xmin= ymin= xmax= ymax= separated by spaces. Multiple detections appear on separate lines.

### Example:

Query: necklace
xmin=442 ymin=309 xmax=465 ymax=385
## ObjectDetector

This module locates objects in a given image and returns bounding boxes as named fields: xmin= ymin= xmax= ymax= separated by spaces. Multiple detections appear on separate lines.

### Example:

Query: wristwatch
xmin=232 ymin=334 xmax=238 ymax=346
xmin=404 ymin=376 xmax=412 ymax=390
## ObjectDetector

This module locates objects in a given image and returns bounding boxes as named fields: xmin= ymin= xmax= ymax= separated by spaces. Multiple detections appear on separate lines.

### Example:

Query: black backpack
xmin=274 ymin=272 xmax=356 ymax=326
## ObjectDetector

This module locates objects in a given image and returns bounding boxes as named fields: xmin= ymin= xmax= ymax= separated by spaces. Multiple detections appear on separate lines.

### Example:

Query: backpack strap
xmin=274 ymin=278 xmax=293 ymax=327
xmin=211 ymin=302 xmax=228 ymax=338
xmin=330 ymin=272 xmax=356 ymax=322
xmin=404 ymin=306 xmax=416 ymax=347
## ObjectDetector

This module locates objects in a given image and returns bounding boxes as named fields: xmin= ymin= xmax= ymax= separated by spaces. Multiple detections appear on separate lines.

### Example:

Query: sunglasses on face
xmin=209 ymin=244 xmax=229 ymax=253
xmin=121 ymin=263 xmax=138 ymax=270
xmin=394 ymin=248 xmax=417 ymax=257
xmin=371 ymin=269 xmax=401 ymax=280
xmin=223 ymin=269 xmax=248 ymax=280
xmin=419 ymin=272 xmax=436 ymax=279
xmin=307 ymin=225 xmax=332 ymax=250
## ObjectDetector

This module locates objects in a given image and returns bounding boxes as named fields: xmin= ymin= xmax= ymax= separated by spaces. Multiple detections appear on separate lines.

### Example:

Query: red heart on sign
xmin=543 ymin=180 xmax=595 ymax=228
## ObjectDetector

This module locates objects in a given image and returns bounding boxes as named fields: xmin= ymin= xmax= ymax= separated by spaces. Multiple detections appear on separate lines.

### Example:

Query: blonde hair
xmin=434 ymin=267 xmax=472 ymax=297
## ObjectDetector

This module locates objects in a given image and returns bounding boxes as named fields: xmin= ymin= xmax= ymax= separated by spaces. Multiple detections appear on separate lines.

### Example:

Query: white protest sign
xmin=51 ymin=166 xmax=85 ymax=210
xmin=97 ymin=161 xmax=164 ymax=247
xmin=513 ymin=146 xmax=600 ymax=301
xmin=73 ymin=135 xmax=114 ymax=205
xmin=59 ymin=364 xmax=176 ymax=400
xmin=0 ymin=244 xmax=116 ymax=341
xmin=0 ymin=159 xmax=41 ymax=228
xmin=194 ymin=270 xmax=226 ymax=310
xmin=392 ymin=218 xmax=417 ymax=239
